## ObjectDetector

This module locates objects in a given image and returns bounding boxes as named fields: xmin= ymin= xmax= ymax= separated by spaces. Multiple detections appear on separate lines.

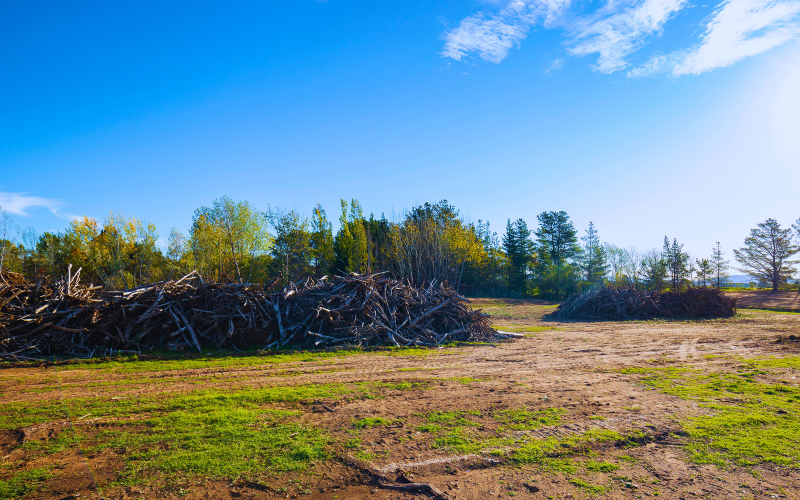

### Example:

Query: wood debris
xmin=0 ymin=269 xmax=495 ymax=361
xmin=554 ymin=287 xmax=737 ymax=320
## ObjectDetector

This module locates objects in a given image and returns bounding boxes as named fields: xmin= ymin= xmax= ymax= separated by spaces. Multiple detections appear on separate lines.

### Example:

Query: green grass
xmin=584 ymin=460 xmax=620 ymax=473
xmin=493 ymin=408 xmax=565 ymax=430
xmin=423 ymin=410 xmax=481 ymax=426
xmin=353 ymin=417 xmax=395 ymax=429
xmin=623 ymin=356 xmax=800 ymax=469
xmin=0 ymin=382 xmax=360 ymax=495
xmin=0 ymin=468 xmax=51 ymax=500
xmin=508 ymin=429 xmax=623 ymax=471
xmin=569 ymin=477 xmax=605 ymax=493
xmin=57 ymin=350 xmax=360 ymax=374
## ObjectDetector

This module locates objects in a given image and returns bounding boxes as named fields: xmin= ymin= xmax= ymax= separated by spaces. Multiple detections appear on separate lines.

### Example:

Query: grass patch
xmin=0 ymin=468 xmax=51 ymax=500
xmin=584 ymin=460 xmax=620 ymax=473
xmin=569 ymin=477 xmax=605 ymax=493
xmin=58 ymin=350 xmax=361 ymax=374
xmin=493 ymin=408 xmax=564 ymax=430
xmin=353 ymin=417 xmax=395 ymax=429
xmin=624 ymin=356 xmax=800 ymax=469
xmin=423 ymin=410 xmax=481 ymax=426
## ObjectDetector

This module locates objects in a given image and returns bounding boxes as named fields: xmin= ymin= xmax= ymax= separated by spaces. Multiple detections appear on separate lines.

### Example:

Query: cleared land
xmin=726 ymin=290 xmax=800 ymax=312
xmin=2 ymin=296 xmax=800 ymax=499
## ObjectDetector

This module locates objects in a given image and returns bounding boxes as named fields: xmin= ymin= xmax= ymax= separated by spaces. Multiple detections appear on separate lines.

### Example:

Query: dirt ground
xmin=726 ymin=290 xmax=800 ymax=311
xmin=2 ymin=295 xmax=800 ymax=500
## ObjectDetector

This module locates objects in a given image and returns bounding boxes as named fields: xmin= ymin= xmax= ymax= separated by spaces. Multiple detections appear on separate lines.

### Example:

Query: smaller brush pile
xmin=0 ymin=270 xmax=494 ymax=361
xmin=554 ymin=287 xmax=736 ymax=320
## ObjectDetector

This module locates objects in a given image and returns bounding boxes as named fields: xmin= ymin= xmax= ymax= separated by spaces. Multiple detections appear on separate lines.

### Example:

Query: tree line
xmin=1 ymin=197 xmax=798 ymax=297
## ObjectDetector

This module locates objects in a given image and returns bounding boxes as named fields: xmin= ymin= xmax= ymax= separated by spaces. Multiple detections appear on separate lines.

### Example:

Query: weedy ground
xmin=1 ymin=298 xmax=800 ymax=499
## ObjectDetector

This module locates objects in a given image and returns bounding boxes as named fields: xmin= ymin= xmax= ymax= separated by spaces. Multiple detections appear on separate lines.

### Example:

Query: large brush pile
xmin=0 ymin=270 xmax=494 ymax=361
xmin=554 ymin=287 xmax=737 ymax=320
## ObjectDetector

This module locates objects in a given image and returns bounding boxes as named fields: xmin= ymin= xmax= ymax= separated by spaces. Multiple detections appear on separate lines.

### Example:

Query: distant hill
xmin=727 ymin=274 xmax=756 ymax=284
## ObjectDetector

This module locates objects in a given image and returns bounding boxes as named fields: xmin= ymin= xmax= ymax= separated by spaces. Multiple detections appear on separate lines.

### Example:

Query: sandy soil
xmin=2 ymin=297 xmax=800 ymax=500
xmin=727 ymin=290 xmax=800 ymax=311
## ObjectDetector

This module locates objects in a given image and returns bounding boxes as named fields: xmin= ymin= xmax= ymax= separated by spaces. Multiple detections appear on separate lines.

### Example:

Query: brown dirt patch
xmin=727 ymin=290 xmax=800 ymax=311
xmin=2 ymin=303 xmax=800 ymax=499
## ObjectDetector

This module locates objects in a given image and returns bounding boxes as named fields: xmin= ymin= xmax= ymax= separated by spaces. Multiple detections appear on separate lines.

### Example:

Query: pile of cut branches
xmin=0 ymin=269 xmax=494 ymax=361
xmin=554 ymin=287 xmax=736 ymax=320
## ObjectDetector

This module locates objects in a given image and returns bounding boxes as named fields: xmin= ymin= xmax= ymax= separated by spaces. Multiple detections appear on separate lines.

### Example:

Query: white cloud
xmin=629 ymin=0 xmax=800 ymax=75
xmin=0 ymin=192 xmax=76 ymax=220
xmin=673 ymin=0 xmax=800 ymax=74
xmin=441 ymin=0 xmax=570 ymax=63
xmin=441 ymin=14 xmax=531 ymax=63
xmin=567 ymin=0 xmax=688 ymax=73
xmin=546 ymin=57 xmax=566 ymax=73
xmin=443 ymin=0 xmax=800 ymax=76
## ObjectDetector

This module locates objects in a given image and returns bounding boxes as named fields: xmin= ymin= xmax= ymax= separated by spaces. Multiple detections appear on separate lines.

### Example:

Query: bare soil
xmin=2 ymin=295 xmax=800 ymax=500
xmin=727 ymin=290 xmax=800 ymax=311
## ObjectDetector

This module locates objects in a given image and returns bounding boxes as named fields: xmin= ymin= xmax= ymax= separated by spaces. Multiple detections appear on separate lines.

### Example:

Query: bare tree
xmin=734 ymin=219 xmax=799 ymax=292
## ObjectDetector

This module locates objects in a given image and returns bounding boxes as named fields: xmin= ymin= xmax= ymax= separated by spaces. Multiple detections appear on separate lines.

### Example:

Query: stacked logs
xmin=554 ymin=287 xmax=736 ymax=320
xmin=0 ymin=270 xmax=494 ymax=361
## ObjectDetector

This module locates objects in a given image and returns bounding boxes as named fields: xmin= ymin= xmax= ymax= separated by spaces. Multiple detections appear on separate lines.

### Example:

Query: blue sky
xmin=1 ymin=0 xmax=799 ymax=260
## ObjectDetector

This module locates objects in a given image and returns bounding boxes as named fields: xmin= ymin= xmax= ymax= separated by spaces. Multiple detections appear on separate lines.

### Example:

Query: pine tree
xmin=535 ymin=211 xmax=579 ymax=267
xmin=734 ymin=219 xmax=799 ymax=292
xmin=663 ymin=237 xmax=690 ymax=291
xmin=695 ymin=258 xmax=712 ymax=287
xmin=579 ymin=222 xmax=608 ymax=285
xmin=502 ymin=218 xmax=532 ymax=293
xmin=710 ymin=242 xmax=730 ymax=288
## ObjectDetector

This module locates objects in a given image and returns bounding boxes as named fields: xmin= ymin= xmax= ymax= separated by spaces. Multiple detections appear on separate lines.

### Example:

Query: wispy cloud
xmin=675 ymin=0 xmax=800 ymax=74
xmin=442 ymin=0 xmax=800 ymax=77
xmin=0 ymin=192 xmax=76 ymax=220
xmin=441 ymin=0 xmax=570 ymax=63
xmin=567 ymin=0 xmax=688 ymax=73
xmin=546 ymin=57 xmax=566 ymax=73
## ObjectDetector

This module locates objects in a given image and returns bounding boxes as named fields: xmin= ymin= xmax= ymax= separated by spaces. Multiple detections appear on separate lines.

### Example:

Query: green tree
xmin=710 ymin=242 xmax=730 ymax=288
xmin=535 ymin=211 xmax=579 ymax=267
xmin=268 ymin=207 xmax=312 ymax=282
xmin=734 ymin=218 xmax=799 ymax=292
xmin=534 ymin=211 xmax=580 ymax=298
xmin=579 ymin=222 xmax=608 ymax=285
xmin=641 ymin=249 xmax=668 ymax=292
xmin=333 ymin=199 xmax=370 ymax=274
xmin=663 ymin=236 xmax=690 ymax=291
xmin=502 ymin=218 xmax=533 ymax=294
xmin=190 ymin=196 xmax=270 ymax=283
xmin=310 ymin=203 xmax=335 ymax=277
xmin=695 ymin=258 xmax=712 ymax=287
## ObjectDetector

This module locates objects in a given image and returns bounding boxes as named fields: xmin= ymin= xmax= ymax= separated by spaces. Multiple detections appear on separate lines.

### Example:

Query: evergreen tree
xmin=579 ymin=222 xmax=608 ymax=285
xmin=502 ymin=218 xmax=532 ymax=293
xmin=534 ymin=211 xmax=580 ymax=298
xmin=734 ymin=218 xmax=799 ymax=292
xmin=710 ymin=242 xmax=730 ymax=288
xmin=663 ymin=237 xmax=690 ymax=291
xmin=695 ymin=258 xmax=712 ymax=287
xmin=535 ymin=211 xmax=579 ymax=267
